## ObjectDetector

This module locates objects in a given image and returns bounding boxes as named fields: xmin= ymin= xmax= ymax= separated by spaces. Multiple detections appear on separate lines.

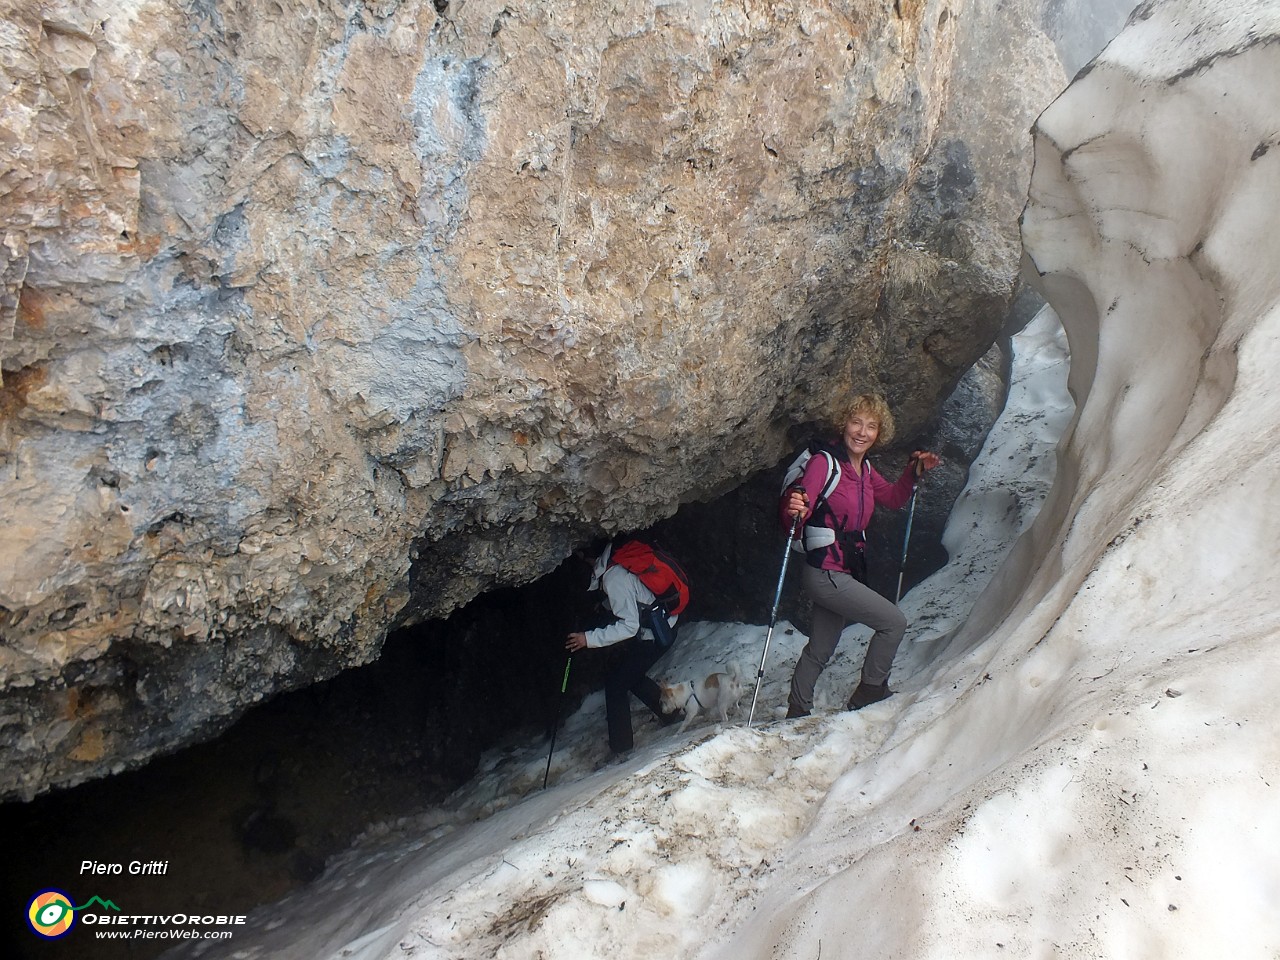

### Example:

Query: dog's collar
xmin=684 ymin=688 xmax=706 ymax=711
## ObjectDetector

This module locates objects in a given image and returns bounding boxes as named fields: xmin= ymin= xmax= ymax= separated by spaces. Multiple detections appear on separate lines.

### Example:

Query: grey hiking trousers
xmin=788 ymin=564 xmax=907 ymax=713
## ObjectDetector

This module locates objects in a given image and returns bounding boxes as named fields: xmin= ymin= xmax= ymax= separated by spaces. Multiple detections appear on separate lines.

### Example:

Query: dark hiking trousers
xmin=788 ymin=564 xmax=906 ymax=714
xmin=605 ymin=633 xmax=675 ymax=754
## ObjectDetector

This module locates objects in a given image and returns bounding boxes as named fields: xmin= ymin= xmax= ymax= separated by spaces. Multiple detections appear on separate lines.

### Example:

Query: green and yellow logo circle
xmin=27 ymin=890 xmax=76 ymax=939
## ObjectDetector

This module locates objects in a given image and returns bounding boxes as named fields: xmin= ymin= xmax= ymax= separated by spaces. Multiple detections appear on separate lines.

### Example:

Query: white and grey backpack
xmin=781 ymin=442 xmax=843 ymax=556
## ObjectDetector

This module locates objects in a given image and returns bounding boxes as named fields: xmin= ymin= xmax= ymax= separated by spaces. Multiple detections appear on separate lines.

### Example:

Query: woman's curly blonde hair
xmin=833 ymin=393 xmax=895 ymax=449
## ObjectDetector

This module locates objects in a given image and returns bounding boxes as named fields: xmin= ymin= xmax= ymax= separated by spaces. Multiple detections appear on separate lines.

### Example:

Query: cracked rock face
xmin=0 ymin=0 xmax=1099 ymax=799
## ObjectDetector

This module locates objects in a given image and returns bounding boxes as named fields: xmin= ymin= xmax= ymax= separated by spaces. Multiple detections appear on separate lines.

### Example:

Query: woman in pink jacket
xmin=781 ymin=393 xmax=940 ymax=717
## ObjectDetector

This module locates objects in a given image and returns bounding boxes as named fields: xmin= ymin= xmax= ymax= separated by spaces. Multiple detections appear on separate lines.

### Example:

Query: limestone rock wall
xmin=1 ymin=0 xmax=1081 ymax=799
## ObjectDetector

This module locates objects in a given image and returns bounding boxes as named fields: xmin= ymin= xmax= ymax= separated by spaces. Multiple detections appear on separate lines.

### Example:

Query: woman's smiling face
xmin=843 ymin=411 xmax=881 ymax=458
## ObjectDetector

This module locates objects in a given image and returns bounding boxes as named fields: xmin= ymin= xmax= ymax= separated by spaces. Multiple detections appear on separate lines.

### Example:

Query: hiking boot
xmin=846 ymin=680 xmax=892 ymax=711
xmin=597 ymin=749 xmax=632 ymax=771
xmin=785 ymin=703 xmax=811 ymax=719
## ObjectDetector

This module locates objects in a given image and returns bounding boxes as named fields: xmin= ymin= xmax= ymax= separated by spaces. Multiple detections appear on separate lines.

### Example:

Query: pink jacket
xmin=781 ymin=450 xmax=916 ymax=573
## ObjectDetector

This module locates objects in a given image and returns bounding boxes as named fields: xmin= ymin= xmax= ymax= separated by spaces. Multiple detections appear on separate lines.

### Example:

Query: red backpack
xmin=609 ymin=540 xmax=691 ymax=616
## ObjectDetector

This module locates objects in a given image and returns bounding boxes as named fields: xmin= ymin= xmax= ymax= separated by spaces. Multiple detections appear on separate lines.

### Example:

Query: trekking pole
xmin=542 ymin=655 xmax=573 ymax=789
xmin=748 ymin=515 xmax=801 ymax=726
xmin=894 ymin=461 xmax=924 ymax=604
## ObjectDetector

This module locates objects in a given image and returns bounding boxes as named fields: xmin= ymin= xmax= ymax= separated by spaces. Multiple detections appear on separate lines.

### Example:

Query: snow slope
xmin=169 ymin=2 xmax=1280 ymax=957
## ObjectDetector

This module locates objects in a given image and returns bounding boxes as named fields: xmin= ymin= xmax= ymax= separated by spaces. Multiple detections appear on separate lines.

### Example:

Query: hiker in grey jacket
xmin=566 ymin=544 xmax=682 ymax=758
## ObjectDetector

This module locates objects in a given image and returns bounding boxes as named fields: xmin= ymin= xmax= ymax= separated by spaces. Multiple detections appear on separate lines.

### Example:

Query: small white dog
xmin=660 ymin=664 xmax=744 ymax=732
